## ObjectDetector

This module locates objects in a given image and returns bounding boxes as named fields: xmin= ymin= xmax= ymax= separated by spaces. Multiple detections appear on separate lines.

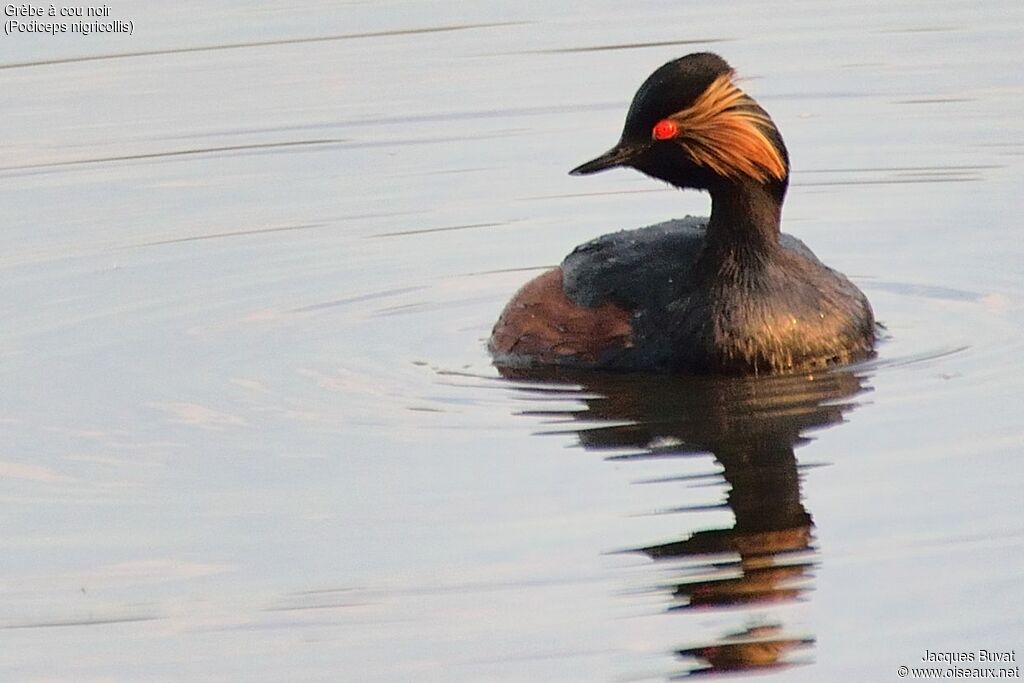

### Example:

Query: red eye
xmin=652 ymin=119 xmax=678 ymax=140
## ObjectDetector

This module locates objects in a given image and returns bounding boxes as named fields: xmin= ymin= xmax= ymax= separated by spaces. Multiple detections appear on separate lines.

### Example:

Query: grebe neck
xmin=704 ymin=181 xmax=784 ymax=263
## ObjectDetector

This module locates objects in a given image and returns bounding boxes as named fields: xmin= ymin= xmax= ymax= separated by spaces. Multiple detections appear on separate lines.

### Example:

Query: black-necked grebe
xmin=489 ymin=52 xmax=875 ymax=374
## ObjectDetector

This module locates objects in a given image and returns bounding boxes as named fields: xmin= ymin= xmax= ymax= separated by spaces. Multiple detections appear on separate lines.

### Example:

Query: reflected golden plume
xmin=668 ymin=72 xmax=787 ymax=182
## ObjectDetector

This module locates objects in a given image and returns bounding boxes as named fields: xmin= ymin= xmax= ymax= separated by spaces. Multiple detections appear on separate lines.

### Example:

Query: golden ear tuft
xmin=668 ymin=73 xmax=787 ymax=182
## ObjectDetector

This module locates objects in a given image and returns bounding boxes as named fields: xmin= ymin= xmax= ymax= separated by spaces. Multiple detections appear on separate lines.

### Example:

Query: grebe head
xmin=571 ymin=52 xmax=790 ymax=200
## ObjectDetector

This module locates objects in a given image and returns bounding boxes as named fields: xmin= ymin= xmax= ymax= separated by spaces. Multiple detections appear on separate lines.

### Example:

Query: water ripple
xmin=0 ymin=21 xmax=528 ymax=71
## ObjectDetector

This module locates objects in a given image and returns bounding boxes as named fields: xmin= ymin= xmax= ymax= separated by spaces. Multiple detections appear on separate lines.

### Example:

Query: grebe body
xmin=489 ymin=53 xmax=875 ymax=374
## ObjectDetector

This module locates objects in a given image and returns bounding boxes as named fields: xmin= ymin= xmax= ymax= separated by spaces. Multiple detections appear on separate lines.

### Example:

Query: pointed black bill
xmin=569 ymin=143 xmax=643 ymax=175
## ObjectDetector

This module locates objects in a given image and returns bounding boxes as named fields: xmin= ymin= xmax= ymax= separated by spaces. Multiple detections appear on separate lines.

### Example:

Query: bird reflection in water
xmin=501 ymin=366 xmax=869 ymax=677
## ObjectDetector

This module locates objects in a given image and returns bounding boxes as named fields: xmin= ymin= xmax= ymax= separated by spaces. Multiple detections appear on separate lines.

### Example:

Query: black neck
xmin=704 ymin=180 xmax=784 ymax=262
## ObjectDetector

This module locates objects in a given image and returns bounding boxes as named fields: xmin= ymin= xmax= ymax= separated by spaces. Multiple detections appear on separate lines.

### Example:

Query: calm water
xmin=2 ymin=2 xmax=1023 ymax=681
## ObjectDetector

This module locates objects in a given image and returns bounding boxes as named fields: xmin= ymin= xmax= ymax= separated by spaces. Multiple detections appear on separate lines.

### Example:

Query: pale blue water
xmin=2 ymin=1 xmax=1023 ymax=681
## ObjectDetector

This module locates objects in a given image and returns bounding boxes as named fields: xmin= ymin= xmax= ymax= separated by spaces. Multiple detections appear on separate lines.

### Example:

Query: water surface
xmin=2 ymin=1 xmax=1023 ymax=681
